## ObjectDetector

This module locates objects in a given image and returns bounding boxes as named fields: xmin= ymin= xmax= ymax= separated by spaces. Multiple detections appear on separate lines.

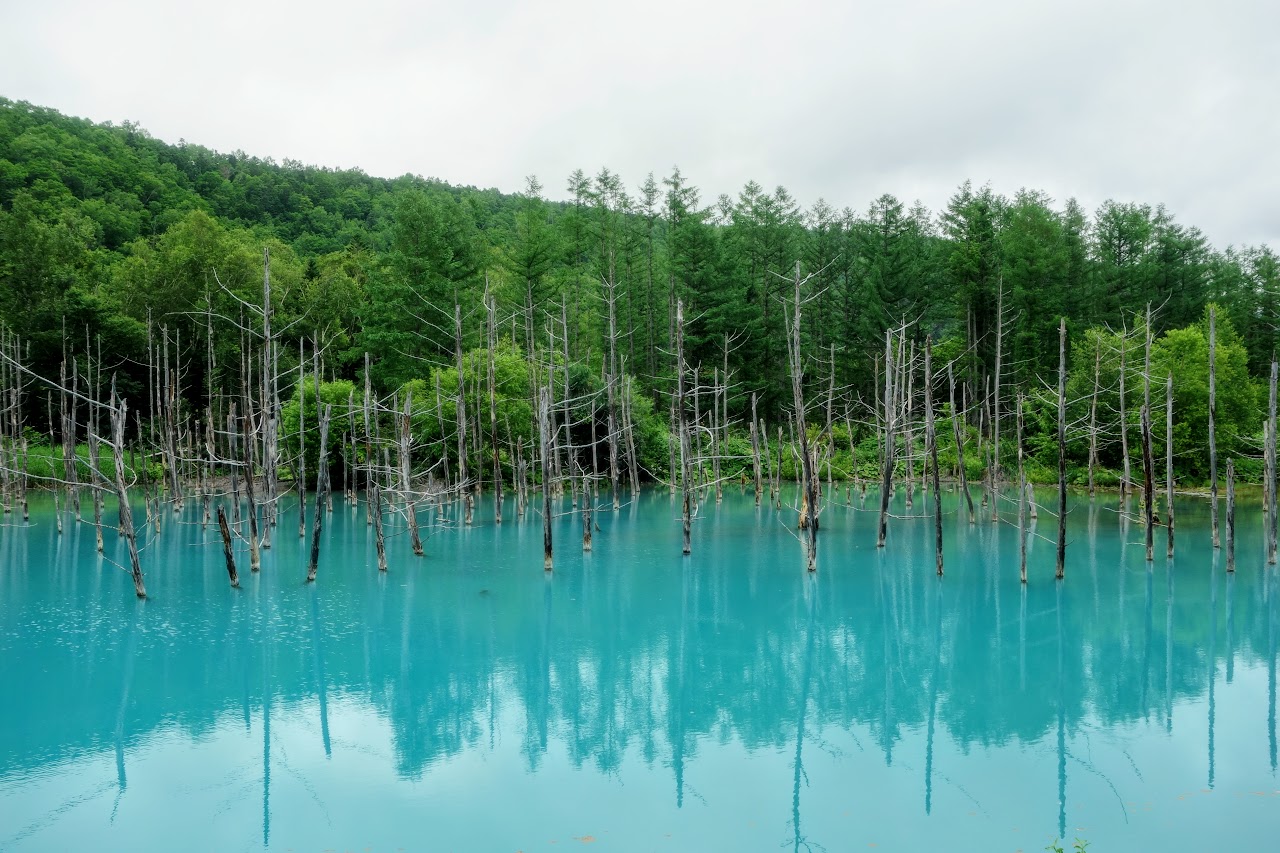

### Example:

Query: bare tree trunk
xmin=1166 ymin=374 xmax=1175 ymax=559
xmin=1057 ymin=317 xmax=1067 ymax=579
xmin=1017 ymin=393 xmax=1027 ymax=585
xmin=948 ymin=361 xmax=974 ymax=524
xmin=582 ymin=473 xmax=592 ymax=552
xmin=1268 ymin=358 xmax=1278 ymax=565
xmin=1225 ymin=458 xmax=1235 ymax=573
xmin=400 ymin=391 xmax=424 ymax=557
xmin=1088 ymin=335 xmax=1100 ymax=497
xmin=109 ymin=392 xmax=146 ymax=598
xmin=228 ymin=404 xmax=241 ymax=534
xmin=242 ymin=414 xmax=261 ymax=573
xmin=298 ymin=339 xmax=306 ymax=538
xmin=993 ymin=278 xmax=1004 ymax=499
xmin=877 ymin=330 xmax=896 ymax=548
xmin=371 ymin=473 xmax=387 ymax=573
xmin=751 ymin=392 xmax=762 ymax=506
xmin=904 ymin=339 xmax=915 ymax=510
xmin=539 ymin=385 xmax=553 ymax=571
xmin=1119 ymin=327 xmax=1132 ymax=499
xmin=925 ymin=338 xmax=943 ymax=576
xmin=787 ymin=262 xmax=818 ymax=572
xmin=218 ymin=505 xmax=239 ymax=587
xmin=676 ymin=299 xmax=692 ymax=556
xmin=488 ymin=291 xmax=504 ymax=524
xmin=1209 ymin=306 xmax=1219 ymax=548
xmin=761 ymin=418 xmax=775 ymax=509
xmin=712 ymin=366 xmax=722 ymax=504
xmin=455 ymin=304 xmax=471 ymax=524
xmin=307 ymin=404 xmax=331 ymax=582
xmin=622 ymin=371 xmax=639 ymax=497
xmin=1141 ymin=312 xmax=1155 ymax=563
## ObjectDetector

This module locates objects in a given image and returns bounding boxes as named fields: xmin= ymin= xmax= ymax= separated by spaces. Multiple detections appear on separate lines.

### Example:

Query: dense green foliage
xmin=3 ymin=97 xmax=1278 ymax=483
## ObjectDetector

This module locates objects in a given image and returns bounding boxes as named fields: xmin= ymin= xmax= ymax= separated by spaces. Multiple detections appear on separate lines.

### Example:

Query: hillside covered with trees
xmin=1 ymin=96 xmax=1276 ymax=485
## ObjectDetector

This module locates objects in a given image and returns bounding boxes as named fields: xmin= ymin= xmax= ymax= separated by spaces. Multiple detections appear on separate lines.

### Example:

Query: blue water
xmin=1 ymin=486 xmax=1277 ymax=852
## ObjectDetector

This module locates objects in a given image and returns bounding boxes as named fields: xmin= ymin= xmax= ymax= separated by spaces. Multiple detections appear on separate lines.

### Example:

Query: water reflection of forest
xmin=4 ymin=496 xmax=1276 ymax=791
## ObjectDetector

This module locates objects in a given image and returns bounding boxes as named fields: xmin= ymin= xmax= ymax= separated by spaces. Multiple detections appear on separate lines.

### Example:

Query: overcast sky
xmin=2 ymin=0 xmax=1276 ymax=249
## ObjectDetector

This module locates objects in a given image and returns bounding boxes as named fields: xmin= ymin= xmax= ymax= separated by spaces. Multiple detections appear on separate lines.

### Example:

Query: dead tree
xmin=1268 ymin=358 xmax=1278 ymax=566
xmin=786 ymin=262 xmax=819 ymax=572
xmin=948 ymin=361 xmax=974 ymax=524
xmin=455 ymin=303 xmax=471 ymax=525
xmin=1225 ymin=458 xmax=1236 ymax=573
xmin=306 ymin=404 xmax=332 ymax=582
xmin=877 ymin=329 xmax=897 ymax=548
xmin=1119 ymin=324 xmax=1132 ymax=500
xmin=110 ymin=389 xmax=147 ymax=598
xmin=1087 ymin=334 xmax=1101 ymax=497
xmin=539 ymin=384 xmax=554 ymax=571
xmin=399 ymin=390 xmax=424 ymax=557
xmin=1166 ymin=374 xmax=1175 ymax=559
xmin=297 ymin=340 xmax=307 ymax=539
xmin=676 ymin=299 xmax=692 ymax=556
xmin=1057 ymin=318 xmax=1067 ymax=580
xmin=992 ymin=277 xmax=1005 ymax=515
xmin=924 ymin=338 xmax=943 ymax=576
xmin=1209 ymin=306 xmax=1219 ymax=548
xmin=217 ymin=505 xmax=239 ymax=588
xmin=1141 ymin=310 xmax=1155 ymax=563
xmin=751 ymin=393 xmax=763 ymax=506
xmin=1017 ymin=393 xmax=1027 ymax=585
xmin=487 ymin=290 xmax=504 ymax=524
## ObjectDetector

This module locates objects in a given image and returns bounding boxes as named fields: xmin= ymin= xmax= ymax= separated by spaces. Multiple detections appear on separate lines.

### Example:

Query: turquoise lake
xmin=1 ymin=485 xmax=1277 ymax=852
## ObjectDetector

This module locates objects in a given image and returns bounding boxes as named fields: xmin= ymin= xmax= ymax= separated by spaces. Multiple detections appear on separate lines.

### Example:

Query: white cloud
xmin=2 ymin=0 xmax=1276 ymax=247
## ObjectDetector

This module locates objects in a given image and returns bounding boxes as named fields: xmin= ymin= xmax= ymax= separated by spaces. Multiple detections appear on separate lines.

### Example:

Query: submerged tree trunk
xmin=1057 ymin=318 xmax=1067 ymax=580
xmin=1088 ymin=334 xmax=1100 ymax=497
xmin=1166 ymin=373 xmax=1175 ymax=559
xmin=1141 ymin=312 xmax=1155 ymax=563
xmin=218 ymin=505 xmax=239 ymax=588
xmin=787 ymin=263 xmax=818 ymax=572
xmin=109 ymin=393 xmax=146 ymax=598
xmin=877 ymin=330 xmax=896 ymax=548
xmin=1209 ymin=306 xmax=1219 ymax=548
xmin=676 ymin=299 xmax=692 ymax=556
xmin=539 ymin=385 xmax=553 ymax=571
xmin=307 ymin=404 xmax=331 ymax=583
xmin=1119 ymin=327 xmax=1132 ymax=500
xmin=925 ymin=338 xmax=942 ymax=576
xmin=751 ymin=392 xmax=762 ymax=507
xmin=1017 ymin=393 xmax=1027 ymax=585
xmin=1268 ymin=359 xmax=1278 ymax=565
xmin=1225 ymin=458 xmax=1236 ymax=573
xmin=948 ymin=361 xmax=974 ymax=525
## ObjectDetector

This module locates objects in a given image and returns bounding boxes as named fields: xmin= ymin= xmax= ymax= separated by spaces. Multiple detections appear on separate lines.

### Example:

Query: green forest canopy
xmin=2 ymin=97 xmax=1277 ymax=483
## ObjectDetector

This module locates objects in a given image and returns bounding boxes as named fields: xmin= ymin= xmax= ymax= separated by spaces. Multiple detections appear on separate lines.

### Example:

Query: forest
xmin=1 ymin=95 xmax=1277 ymax=494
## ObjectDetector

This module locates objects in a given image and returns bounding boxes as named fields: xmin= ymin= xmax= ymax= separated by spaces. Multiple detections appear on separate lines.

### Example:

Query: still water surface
xmin=1 ymin=487 xmax=1277 ymax=851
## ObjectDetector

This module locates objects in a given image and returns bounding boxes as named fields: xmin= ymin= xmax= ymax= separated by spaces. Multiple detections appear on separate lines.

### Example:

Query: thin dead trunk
xmin=676 ymin=299 xmax=691 ymax=556
xmin=1017 ymin=393 xmax=1027 ymax=585
xmin=218 ymin=505 xmax=239 ymax=587
xmin=925 ymin=338 xmax=942 ymax=576
xmin=1141 ymin=311 xmax=1155 ymax=563
xmin=948 ymin=361 xmax=974 ymax=524
xmin=1087 ymin=334 xmax=1100 ymax=497
xmin=539 ymin=384 xmax=553 ymax=571
xmin=877 ymin=330 xmax=896 ymax=548
xmin=1166 ymin=374 xmax=1175 ymax=559
xmin=307 ymin=404 xmax=331 ymax=582
xmin=1057 ymin=317 xmax=1067 ymax=580
xmin=1209 ymin=306 xmax=1219 ymax=548
xmin=109 ymin=391 xmax=146 ymax=598
xmin=751 ymin=392 xmax=762 ymax=507
xmin=1225 ymin=458 xmax=1236 ymax=573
